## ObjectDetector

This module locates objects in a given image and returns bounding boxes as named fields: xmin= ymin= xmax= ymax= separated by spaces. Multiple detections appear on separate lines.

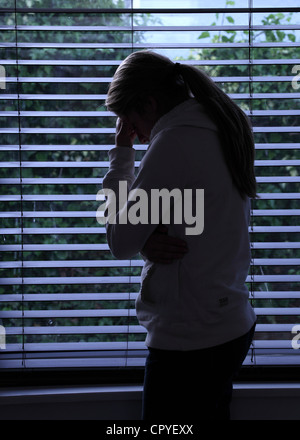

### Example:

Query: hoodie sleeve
xmin=102 ymin=129 xmax=186 ymax=259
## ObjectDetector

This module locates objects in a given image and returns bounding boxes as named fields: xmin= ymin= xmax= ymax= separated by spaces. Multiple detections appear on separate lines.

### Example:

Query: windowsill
xmin=1 ymin=382 xmax=300 ymax=403
xmin=0 ymin=384 xmax=143 ymax=405
xmin=1 ymin=382 xmax=300 ymax=420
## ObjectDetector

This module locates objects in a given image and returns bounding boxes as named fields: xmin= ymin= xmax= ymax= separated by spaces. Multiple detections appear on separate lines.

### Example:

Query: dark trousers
xmin=142 ymin=323 xmax=256 ymax=421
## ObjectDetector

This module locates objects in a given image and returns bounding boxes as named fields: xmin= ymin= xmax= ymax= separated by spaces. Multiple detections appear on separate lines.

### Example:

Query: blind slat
xmin=1 ymin=309 xmax=137 ymax=318
xmin=1 ymin=143 xmax=299 ymax=151
xmin=3 ymin=307 xmax=300 ymax=319
xmin=3 ymin=341 xmax=147 ymax=352
xmin=0 ymin=293 xmax=138 ymax=302
xmin=2 ymin=291 xmax=300 ymax=303
xmin=1 ymin=275 xmax=299 ymax=286
xmin=5 ymin=326 xmax=144 ymax=336
xmin=1 ymin=159 xmax=299 ymax=168
xmin=1 ymin=93 xmax=300 ymax=100
xmin=1 ymin=58 xmax=299 ymax=66
xmin=0 ymin=258 xmax=299 ymax=270
xmin=1 ymin=209 xmax=299 ymax=219
xmin=2 ymin=41 xmax=300 ymax=48
xmin=2 ymin=24 xmax=300 ymax=31
xmin=2 ymin=194 xmax=300 ymax=203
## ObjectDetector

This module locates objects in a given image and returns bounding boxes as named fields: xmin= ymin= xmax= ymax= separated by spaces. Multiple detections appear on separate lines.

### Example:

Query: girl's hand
xmin=141 ymin=225 xmax=189 ymax=264
xmin=115 ymin=117 xmax=137 ymax=148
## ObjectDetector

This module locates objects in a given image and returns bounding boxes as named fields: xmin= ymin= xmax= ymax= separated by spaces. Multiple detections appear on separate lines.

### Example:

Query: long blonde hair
xmin=106 ymin=50 xmax=257 ymax=199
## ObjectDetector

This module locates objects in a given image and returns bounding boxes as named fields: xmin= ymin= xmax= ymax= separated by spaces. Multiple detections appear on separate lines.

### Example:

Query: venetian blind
xmin=0 ymin=0 xmax=299 ymax=370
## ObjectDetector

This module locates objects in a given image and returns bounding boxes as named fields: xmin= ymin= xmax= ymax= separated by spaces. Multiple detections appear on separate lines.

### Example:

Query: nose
xmin=139 ymin=136 xmax=149 ymax=144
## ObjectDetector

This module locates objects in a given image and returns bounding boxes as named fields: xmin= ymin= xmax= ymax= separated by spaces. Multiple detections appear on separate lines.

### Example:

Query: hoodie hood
xmin=150 ymin=98 xmax=218 ymax=142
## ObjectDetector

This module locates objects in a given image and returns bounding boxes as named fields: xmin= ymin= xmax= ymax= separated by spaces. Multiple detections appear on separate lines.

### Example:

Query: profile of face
xmin=122 ymin=97 xmax=159 ymax=145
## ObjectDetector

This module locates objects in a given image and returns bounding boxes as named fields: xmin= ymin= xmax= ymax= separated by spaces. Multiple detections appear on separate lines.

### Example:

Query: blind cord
xmin=14 ymin=0 xmax=25 ymax=369
xmin=125 ymin=0 xmax=134 ymax=369
xmin=248 ymin=0 xmax=256 ymax=366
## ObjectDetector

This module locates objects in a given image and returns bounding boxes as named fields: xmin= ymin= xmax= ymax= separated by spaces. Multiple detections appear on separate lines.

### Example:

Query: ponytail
xmin=106 ymin=50 xmax=257 ymax=200
xmin=178 ymin=63 xmax=257 ymax=200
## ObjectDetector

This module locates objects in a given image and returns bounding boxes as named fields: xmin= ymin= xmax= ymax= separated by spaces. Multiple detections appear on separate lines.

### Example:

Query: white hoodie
xmin=102 ymin=98 xmax=256 ymax=350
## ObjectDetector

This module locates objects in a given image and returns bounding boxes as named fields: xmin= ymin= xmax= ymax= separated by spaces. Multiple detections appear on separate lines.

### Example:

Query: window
xmin=0 ymin=0 xmax=299 ymax=377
